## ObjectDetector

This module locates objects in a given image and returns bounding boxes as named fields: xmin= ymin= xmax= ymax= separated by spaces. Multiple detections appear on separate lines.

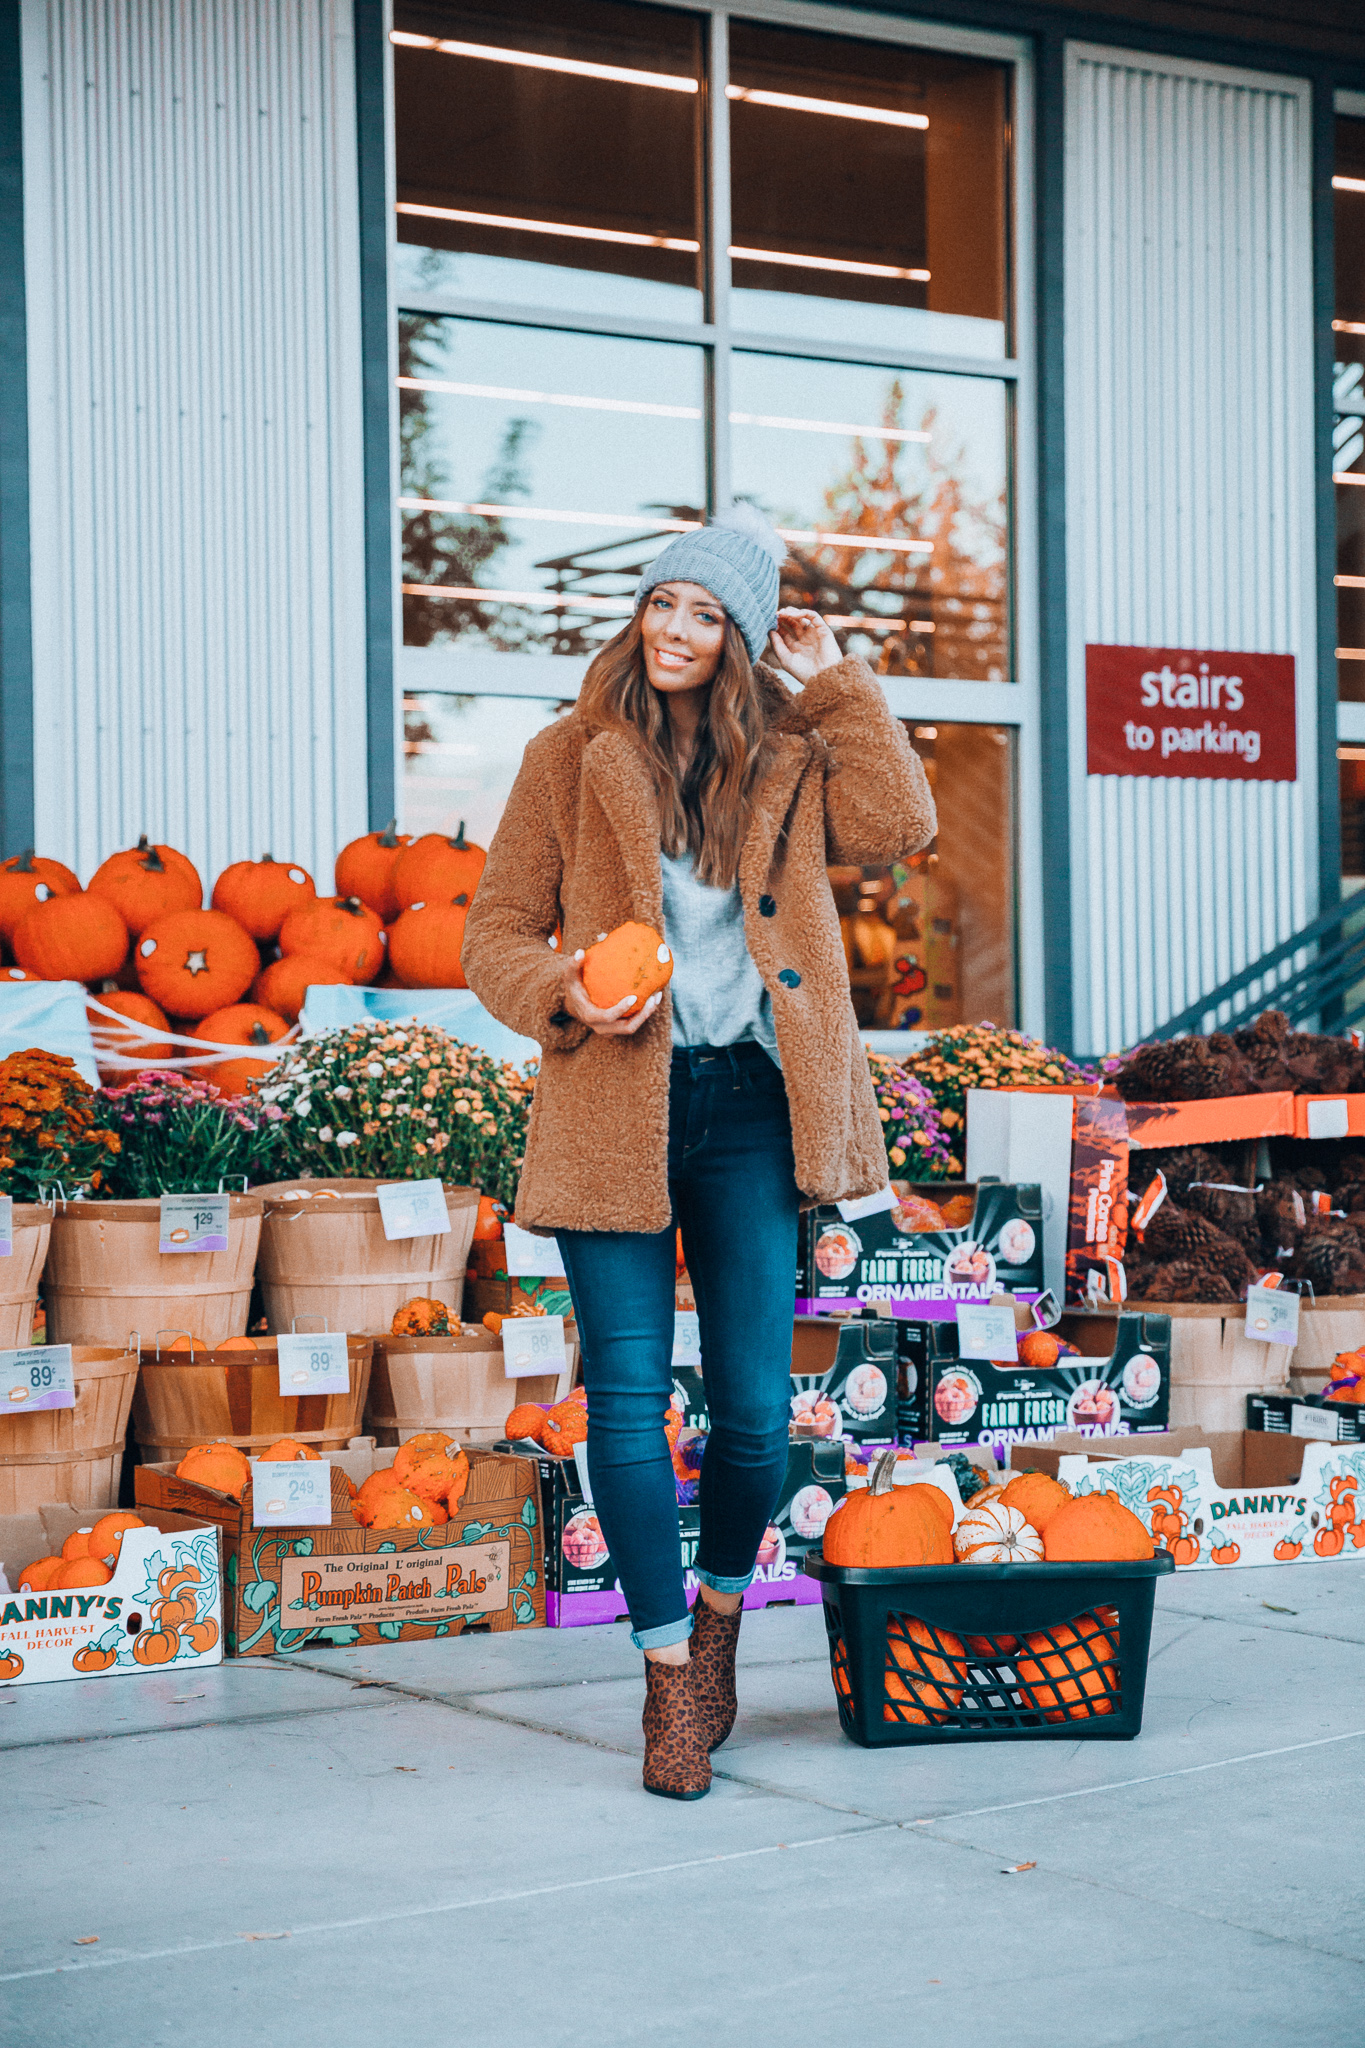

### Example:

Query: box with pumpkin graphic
xmin=0 ymin=1504 xmax=223 ymax=1687
xmin=796 ymin=1180 xmax=1045 ymax=1320
xmin=135 ymin=1445 xmax=543 ymax=1655
xmin=1008 ymin=1427 xmax=1365 ymax=1570
xmin=898 ymin=1312 xmax=1172 ymax=1451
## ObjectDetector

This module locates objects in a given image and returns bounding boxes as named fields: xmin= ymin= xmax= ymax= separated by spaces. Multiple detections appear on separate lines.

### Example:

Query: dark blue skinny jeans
xmin=556 ymin=1042 xmax=800 ymax=1650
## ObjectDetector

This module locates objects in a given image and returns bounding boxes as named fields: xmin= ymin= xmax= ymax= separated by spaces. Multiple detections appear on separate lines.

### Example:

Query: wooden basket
xmin=0 ymin=1344 xmax=139 ymax=1514
xmin=43 ymin=1196 xmax=263 ymax=1347
xmin=0 ymin=1204 xmax=52 ymax=1348
xmin=1127 ymin=1298 xmax=1291 ymax=1434
xmin=1285 ymin=1297 xmax=1365 ymax=1379
xmin=253 ymin=1179 xmax=478 ymax=1334
xmin=366 ymin=1327 xmax=575 ymax=1446
xmin=132 ymin=1335 xmax=374 ymax=1458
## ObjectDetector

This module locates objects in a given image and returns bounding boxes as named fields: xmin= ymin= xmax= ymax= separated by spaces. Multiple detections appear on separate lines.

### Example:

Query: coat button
xmin=759 ymin=894 xmax=776 ymax=917
xmin=778 ymin=969 xmax=801 ymax=988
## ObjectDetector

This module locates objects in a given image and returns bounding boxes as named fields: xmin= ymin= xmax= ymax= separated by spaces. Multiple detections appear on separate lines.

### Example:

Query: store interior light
xmin=1337 ymin=473 xmax=1365 ymax=486
xmin=732 ymin=412 xmax=930 ymax=446
xmin=1339 ymin=648 xmax=1365 ymax=661
xmin=403 ymin=584 xmax=635 ymax=612
xmin=1335 ymin=320 xmax=1365 ymax=335
xmin=390 ymin=31 xmax=930 ymax=130
xmin=1337 ymin=574 xmax=1365 ymax=589
xmin=1334 ymin=176 xmax=1365 ymax=193
xmin=914 ymin=726 xmax=938 ymax=737
xmin=731 ymin=246 xmax=929 ymax=283
xmin=398 ymin=496 xmax=935 ymax=555
xmin=823 ymin=614 xmax=936 ymax=631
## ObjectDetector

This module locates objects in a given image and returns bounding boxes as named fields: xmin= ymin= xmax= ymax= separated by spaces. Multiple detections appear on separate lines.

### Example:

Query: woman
xmin=463 ymin=506 xmax=935 ymax=1799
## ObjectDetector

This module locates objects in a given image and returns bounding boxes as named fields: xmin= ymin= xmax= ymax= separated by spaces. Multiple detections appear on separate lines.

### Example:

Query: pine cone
xmin=1183 ymin=1183 xmax=1260 ymax=1259
xmin=1114 ymin=1037 xmax=1247 ymax=1102
xmin=1289 ymin=1224 xmax=1365 ymax=1295
xmin=1137 ymin=1145 xmax=1241 ymax=1202
xmin=1127 ymin=1258 xmax=1241 ymax=1304
xmin=1140 ymin=1197 xmax=1259 ymax=1287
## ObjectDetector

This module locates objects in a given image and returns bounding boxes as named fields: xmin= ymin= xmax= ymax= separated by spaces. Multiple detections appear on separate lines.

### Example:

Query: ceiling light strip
xmin=397 ymin=381 xmax=934 ymax=449
xmin=732 ymin=411 xmax=930 ymax=443
xmin=727 ymin=85 xmax=926 ymax=130
xmin=1337 ymin=575 xmax=1365 ymax=589
xmin=1335 ymin=320 xmax=1365 ymax=335
xmin=1337 ymin=472 xmax=1365 ymax=486
xmin=397 ymin=498 xmax=934 ymax=554
xmin=1339 ymin=647 xmax=1365 ymax=660
xmin=403 ymin=584 xmax=636 ymax=612
xmin=823 ymin=615 xmax=936 ymax=630
xmin=1334 ymin=176 xmax=1365 ymax=194
xmin=730 ymin=245 xmax=928 ymax=282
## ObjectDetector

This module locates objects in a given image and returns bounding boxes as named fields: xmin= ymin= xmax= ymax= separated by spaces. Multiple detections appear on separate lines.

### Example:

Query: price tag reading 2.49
xmin=2 ymin=1343 xmax=75 ymax=1413
xmin=251 ymin=1459 xmax=333 ymax=1528
xmin=275 ymin=1332 xmax=351 ymax=1397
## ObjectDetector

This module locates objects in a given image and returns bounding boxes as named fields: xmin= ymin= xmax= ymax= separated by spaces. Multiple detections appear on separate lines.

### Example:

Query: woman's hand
xmin=562 ymin=951 xmax=662 ymax=1036
xmin=768 ymin=607 xmax=843 ymax=685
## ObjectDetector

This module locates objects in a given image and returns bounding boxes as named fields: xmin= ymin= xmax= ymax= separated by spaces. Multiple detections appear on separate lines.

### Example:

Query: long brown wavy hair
xmin=577 ymin=605 xmax=778 ymax=888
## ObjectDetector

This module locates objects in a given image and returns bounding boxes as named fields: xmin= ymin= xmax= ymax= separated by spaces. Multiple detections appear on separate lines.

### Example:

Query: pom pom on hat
xmin=708 ymin=500 xmax=787 ymax=567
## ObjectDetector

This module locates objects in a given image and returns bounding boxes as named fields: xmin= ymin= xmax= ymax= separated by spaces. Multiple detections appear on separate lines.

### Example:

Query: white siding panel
xmin=21 ymin=1 xmax=368 ymax=888
xmin=1065 ymin=46 xmax=1316 ymax=1052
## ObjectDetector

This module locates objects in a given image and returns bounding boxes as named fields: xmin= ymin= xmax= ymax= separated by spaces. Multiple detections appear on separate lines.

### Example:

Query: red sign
xmin=1085 ymin=644 xmax=1297 ymax=782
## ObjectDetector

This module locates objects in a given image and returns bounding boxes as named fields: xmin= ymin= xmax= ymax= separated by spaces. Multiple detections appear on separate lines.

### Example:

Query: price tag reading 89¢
xmin=3 ymin=1343 xmax=75 ymax=1413
xmin=276 ymin=1332 xmax=351 ymax=1397
xmin=251 ymin=1459 xmax=333 ymax=1528
xmin=503 ymin=1314 xmax=567 ymax=1379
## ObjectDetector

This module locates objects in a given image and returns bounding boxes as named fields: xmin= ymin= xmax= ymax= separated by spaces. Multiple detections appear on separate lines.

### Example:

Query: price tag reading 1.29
xmin=275 ymin=1332 xmax=351 ymax=1397
xmin=3 ymin=1343 xmax=76 ymax=1413
xmin=503 ymin=1314 xmax=567 ymax=1379
xmin=159 ymin=1193 xmax=230 ymax=1255
xmin=251 ymin=1459 xmax=333 ymax=1528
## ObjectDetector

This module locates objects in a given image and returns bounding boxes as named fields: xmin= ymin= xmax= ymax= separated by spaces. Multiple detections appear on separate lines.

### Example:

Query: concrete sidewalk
xmin=2 ymin=1564 xmax=1362 ymax=2047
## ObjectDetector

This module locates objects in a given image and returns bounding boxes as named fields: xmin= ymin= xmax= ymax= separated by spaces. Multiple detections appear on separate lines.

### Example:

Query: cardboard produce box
xmin=789 ymin=1315 xmax=898 ymax=1442
xmin=526 ymin=1439 xmax=846 ymax=1628
xmin=1247 ymin=1391 xmax=1365 ymax=1445
xmin=796 ymin=1179 xmax=1044 ymax=1319
xmin=898 ymin=1310 xmax=1171 ymax=1450
xmin=1009 ymin=1427 xmax=1365 ymax=1570
xmin=136 ymin=1446 xmax=543 ymax=1655
xmin=0 ymin=1505 xmax=223 ymax=1686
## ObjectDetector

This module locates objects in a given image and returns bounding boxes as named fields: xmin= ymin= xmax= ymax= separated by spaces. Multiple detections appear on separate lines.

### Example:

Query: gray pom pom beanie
xmin=634 ymin=503 xmax=787 ymax=662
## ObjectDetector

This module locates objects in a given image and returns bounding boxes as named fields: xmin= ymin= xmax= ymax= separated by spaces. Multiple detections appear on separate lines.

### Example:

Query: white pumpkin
xmin=953 ymin=1500 xmax=1044 ymax=1564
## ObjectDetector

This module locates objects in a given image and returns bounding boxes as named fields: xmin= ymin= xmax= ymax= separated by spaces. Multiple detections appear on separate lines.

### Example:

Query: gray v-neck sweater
xmin=659 ymin=849 xmax=781 ymax=1065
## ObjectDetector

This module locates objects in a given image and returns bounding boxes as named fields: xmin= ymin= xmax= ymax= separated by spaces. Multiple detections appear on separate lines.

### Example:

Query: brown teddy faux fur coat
xmin=462 ymin=656 xmax=936 ymax=1233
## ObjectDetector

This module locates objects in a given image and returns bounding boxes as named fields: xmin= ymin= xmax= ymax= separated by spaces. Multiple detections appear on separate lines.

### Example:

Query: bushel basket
xmin=804 ymin=1551 xmax=1174 ymax=1749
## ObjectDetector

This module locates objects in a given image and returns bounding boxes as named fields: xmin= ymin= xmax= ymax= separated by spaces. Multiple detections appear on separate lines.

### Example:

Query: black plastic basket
xmin=804 ymin=1550 xmax=1175 ymax=1748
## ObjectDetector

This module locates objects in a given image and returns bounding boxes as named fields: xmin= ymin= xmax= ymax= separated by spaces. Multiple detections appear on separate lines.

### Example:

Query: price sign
xmin=835 ymin=1186 xmax=897 ymax=1224
xmin=1245 ymin=1283 xmax=1300 ymax=1347
xmin=159 ymin=1193 xmax=230 ymax=1254
xmin=376 ymin=1178 xmax=450 ymax=1242
xmin=572 ymin=1439 xmax=593 ymax=1503
xmin=502 ymin=1314 xmax=567 ymax=1378
xmin=2 ymin=1343 xmax=75 ymax=1413
xmin=671 ymin=1310 xmax=701 ymax=1368
xmin=0 ymin=1195 xmax=12 ymax=1258
xmin=502 ymin=1221 xmax=566 ymax=1278
xmin=276 ymin=1332 xmax=351 ymax=1396
xmin=251 ymin=1459 xmax=333 ymax=1528
xmin=1290 ymin=1403 xmax=1340 ymax=1441
xmin=955 ymin=1303 xmax=1019 ymax=1361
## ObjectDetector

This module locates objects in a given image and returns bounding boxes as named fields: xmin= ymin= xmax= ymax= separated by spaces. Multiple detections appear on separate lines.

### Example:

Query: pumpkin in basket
xmin=391 ymin=1298 xmax=454 ymax=1337
xmin=0 ymin=848 xmax=81 ymax=943
xmin=88 ymin=837 xmax=202 ymax=936
xmin=351 ymin=1468 xmax=407 ymax=1527
xmin=999 ymin=1469 xmax=1072 ymax=1534
xmin=175 ymin=1442 xmax=251 ymax=1500
xmin=217 ymin=1336 xmax=258 ymax=1352
xmin=17 ymin=1556 xmax=63 ymax=1592
xmin=259 ymin=1438 xmax=319 ymax=1462
xmin=822 ymin=1451 xmax=953 ymax=1568
xmin=194 ymin=1002 xmax=290 ymax=1098
xmin=334 ymin=819 xmax=413 ymax=920
xmin=953 ymin=1501 xmax=1044 ymax=1564
xmin=1016 ymin=1612 xmax=1118 ymax=1721
xmin=401 ymin=1449 xmax=470 ymax=1509
xmin=387 ymin=898 xmax=471 ymax=990
xmin=392 ymin=824 xmax=486 ymax=911
xmin=883 ymin=1613 xmax=966 ymax=1724
xmin=211 ymin=856 xmax=315 ymax=940
xmin=13 ymin=893 xmax=130 ymax=983
xmin=87 ymin=1512 xmax=146 ymax=1566
xmin=903 ymin=1481 xmax=954 ymax=1533
xmin=60 ymin=1530 xmax=92 ymax=1559
xmin=136 ymin=908 xmax=258 ymax=1018
xmin=505 ymin=1402 xmax=548 ymax=1444
xmin=1044 ymin=1491 xmax=1153 ymax=1562
xmin=278 ymin=896 xmax=385 ymax=983
xmin=251 ymin=953 xmax=352 ymax=1024
xmin=541 ymin=1400 xmax=589 ymax=1459
xmin=50 ymin=1556 xmax=113 ymax=1590
xmin=581 ymin=921 xmax=673 ymax=1017
xmin=367 ymin=1487 xmax=435 ymax=1531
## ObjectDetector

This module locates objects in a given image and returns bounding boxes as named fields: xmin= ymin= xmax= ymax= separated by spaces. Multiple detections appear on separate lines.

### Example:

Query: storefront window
xmin=1337 ymin=116 xmax=1365 ymax=703
xmin=404 ymin=694 xmax=572 ymax=841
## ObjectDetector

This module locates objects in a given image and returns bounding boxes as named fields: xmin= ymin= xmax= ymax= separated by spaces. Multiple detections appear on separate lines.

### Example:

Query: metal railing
xmin=1146 ymin=893 xmax=1365 ymax=1041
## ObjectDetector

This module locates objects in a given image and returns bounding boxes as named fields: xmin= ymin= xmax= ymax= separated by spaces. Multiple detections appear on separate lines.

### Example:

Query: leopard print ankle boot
xmin=689 ymin=1593 xmax=741 ymax=1751
xmin=642 ymin=1657 xmax=711 ymax=1800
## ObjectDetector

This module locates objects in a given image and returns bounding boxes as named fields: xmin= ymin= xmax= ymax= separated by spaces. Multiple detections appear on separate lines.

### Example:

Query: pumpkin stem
xmin=453 ymin=893 xmax=468 ymax=907
xmin=249 ymin=1023 xmax=272 ymax=1046
xmin=449 ymin=822 xmax=468 ymax=849
xmin=339 ymin=895 xmax=364 ymax=916
xmin=137 ymin=837 xmax=167 ymax=873
xmin=13 ymin=848 xmax=36 ymax=873
xmin=870 ymin=1449 xmax=899 ymax=1496
xmin=260 ymin=852 xmax=274 ymax=864
xmin=377 ymin=818 xmax=400 ymax=848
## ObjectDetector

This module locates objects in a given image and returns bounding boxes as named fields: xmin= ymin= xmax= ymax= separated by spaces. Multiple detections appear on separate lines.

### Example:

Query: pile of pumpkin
xmin=0 ymin=818 xmax=487 ymax=1096
xmin=823 ymin=1458 xmax=1153 ymax=1725
xmin=503 ymin=1385 xmax=590 ymax=1460
xmin=1325 ymin=1352 xmax=1365 ymax=1404
xmin=14 ymin=1509 xmax=157 ymax=1593
xmin=172 ymin=1431 xmax=472 ymax=1530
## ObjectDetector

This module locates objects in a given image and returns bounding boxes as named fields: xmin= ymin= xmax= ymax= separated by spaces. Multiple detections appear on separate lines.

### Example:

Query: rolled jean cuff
xmin=631 ymin=1613 xmax=694 ymax=1653
xmin=696 ymin=1567 xmax=755 ymax=1595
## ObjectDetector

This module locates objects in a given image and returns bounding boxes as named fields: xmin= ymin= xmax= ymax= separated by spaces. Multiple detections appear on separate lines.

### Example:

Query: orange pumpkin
xmin=999 ymin=1470 xmax=1073 ymax=1535
xmin=132 ymin=1625 xmax=180 ymax=1666
xmin=581 ymin=921 xmax=674 ymax=1017
xmin=0 ymin=849 xmax=81 ymax=943
xmin=473 ymin=1196 xmax=505 ymax=1242
xmin=1210 ymin=1539 xmax=1240 ymax=1564
xmin=158 ymin=1565 xmax=200 ymax=1596
xmin=390 ymin=1297 xmax=454 ymax=1337
xmin=1017 ymin=1330 xmax=1063 ymax=1369
xmin=86 ymin=1512 xmax=146 ymax=1566
xmin=183 ymin=1617 xmax=219 ymax=1653
xmin=211 ymin=856 xmax=315 ymax=939
xmin=822 ymin=1452 xmax=954 ymax=1568
xmin=0 ymin=1648 xmax=23 ymax=1679
xmin=88 ymin=837 xmax=202 ymax=935
xmin=392 ymin=824 xmax=486 ymax=911
xmin=1043 ymin=1491 xmax=1154 ymax=1562
xmin=153 ymin=1593 xmax=198 ymax=1627
xmin=278 ymin=896 xmax=385 ymax=982
xmin=60 ymin=1530 xmax=93 ymax=1560
xmin=903 ymin=1481 xmax=955 ymax=1533
xmin=505 ymin=1403 xmax=548 ymax=1443
xmin=13 ymin=894 xmax=129 ymax=982
xmin=259 ymin=1437 xmax=320 ymax=1462
xmin=399 ymin=1449 xmax=467 ymax=1507
xmin=541 ymin=1401 xmax=589 ymax=1459
xmin=17 ymin=1555 xmax=63 ymax=1591
xmin=175 ymin=1441 xmax=251 ymax=1500
xmin=1017 ymin=1612 xmax=1118 ymax=1721
xmin=136 ymin=908 xmax=258 ymax=1019
xmin=392 ymin=1431 xmax=457 ymax=1482
xmin=387 ymin=899 xmax=471 ymax=989
xmin=334 ymin=819 xmax=413 ymax=920
xmin=194 ymin=1002 xmax=290 ymax=1097
xmin=0 ymin=966 xmax=41 ymax=983
xmin=350 ymin=1467 xmax=408 ymax=1527
xmin=88 ymin=988 xmax=176 ymax=1065
xmin=73 ymin=1642 xmax=117 ymax=1672
xmin=367 ymin=1487 xmax=433 ymax=1531
xmin=217 ymin=1336 xmax=258 ymax=1352
xmin=883 ymin=1614 xmax=966 ymax=1724
xmin=50 ymin=1556 xmax=113 ymax=1590
xmin=251 ymin=953 xmax=352 ymax=1024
